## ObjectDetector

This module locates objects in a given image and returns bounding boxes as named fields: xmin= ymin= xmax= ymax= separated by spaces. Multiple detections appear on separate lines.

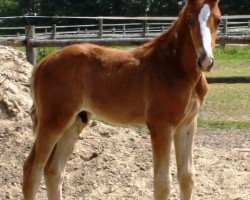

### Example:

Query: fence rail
xmin=1 ymin=36 xmax=250 ymax=48
xmin=0 ymin=15 xmax=249 ymax=39
xmin=207 ymin=76 xmax=250 ymax=84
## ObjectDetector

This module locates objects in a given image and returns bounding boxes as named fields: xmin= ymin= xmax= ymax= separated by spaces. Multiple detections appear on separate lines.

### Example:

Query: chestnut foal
xmin=23 ymin=0 xmax=221 ymax=199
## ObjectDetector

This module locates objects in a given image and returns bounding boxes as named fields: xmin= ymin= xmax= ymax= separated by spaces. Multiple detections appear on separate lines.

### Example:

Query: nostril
xmin=208 ymin=57 xmax=214 ymax=67
xmin=211 ymin=58 xmax=214 ymax=66
xmin=207 ymin=58 xmax=214 ymax=71
xmin=199 ymin=53 xmax=207 ymax=62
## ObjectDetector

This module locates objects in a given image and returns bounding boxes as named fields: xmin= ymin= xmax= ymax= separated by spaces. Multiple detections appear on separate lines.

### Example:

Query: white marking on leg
xmin=198 ymin=4 xmax=213 ymax=58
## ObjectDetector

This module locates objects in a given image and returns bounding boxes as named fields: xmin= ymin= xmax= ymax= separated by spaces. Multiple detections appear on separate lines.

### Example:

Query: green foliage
xmin=149 ymin=0 xmax=181 ymax=16
xmin=1 ymin=0 xmax=248 ymax=18
xmin=0 ymin=0 xmax=19 ymax=16
xmin=0 ymin=0 xmax=249 ymax=27
xmin=220 ymin=0 xmax=250 ymax=15
xmin=36 ymin=47 xmax=56 ymax=63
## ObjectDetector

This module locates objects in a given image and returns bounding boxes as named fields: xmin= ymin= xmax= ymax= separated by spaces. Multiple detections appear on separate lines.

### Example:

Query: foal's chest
xmin=183 ymin=76 xmax=208 ymax=122
xmin=184 ymin=92 xmax=201 ymax=121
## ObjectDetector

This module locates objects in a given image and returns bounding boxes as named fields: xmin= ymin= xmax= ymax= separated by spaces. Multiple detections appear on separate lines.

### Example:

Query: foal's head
xmin=185 ymin=0 xmax=221 ymax=71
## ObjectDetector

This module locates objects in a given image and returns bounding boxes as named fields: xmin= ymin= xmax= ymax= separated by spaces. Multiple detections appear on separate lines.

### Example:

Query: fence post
xmin=51 ymin=24 xmax=57 ymax=39
xmin=142 ymin=20 xmax=147 ymax=37
xmin=221 ymin=18 xmax=228 ymax=48
xmin=25 ymin=25 xmax=36 ymax=66
xmin=99 ymin=19 xmax=103 ymax=38
xmin=161 ymin=26 xmax=165 ymax=32
xmin=248 ymin=20 xmax=250 ymax=36
xmin=222 ymin=18 xmax=228 ymax=36
xmin=122 ymin=25 xmax=126 ymax=36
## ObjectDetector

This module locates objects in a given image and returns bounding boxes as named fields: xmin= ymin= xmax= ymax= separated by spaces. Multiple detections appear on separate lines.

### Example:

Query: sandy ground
xmin=0 ymin=45 xmax=249 ymax=200
xmin=0 ymin=120 xmax=249 ymax=200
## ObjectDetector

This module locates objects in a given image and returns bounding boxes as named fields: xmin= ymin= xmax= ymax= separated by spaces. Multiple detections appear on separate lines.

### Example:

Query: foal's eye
xmin=187 ymin=18 xmax=195 ymax=26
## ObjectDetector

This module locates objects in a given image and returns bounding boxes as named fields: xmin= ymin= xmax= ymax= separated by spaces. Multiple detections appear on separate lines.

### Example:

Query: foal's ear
xmin=212 ymin=0 xmax=220 ymax=5
xmin=210 ymin=0 xmax=220 ymax=3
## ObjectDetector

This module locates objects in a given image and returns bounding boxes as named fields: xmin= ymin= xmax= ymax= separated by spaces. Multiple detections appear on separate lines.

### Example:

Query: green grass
xmin=209 ymin=45 xmax=250 ymax=77
xmin=197 ymin=119 xmax=250 ymax=130
xmin=199 ymin=45 xmax=250 ymax=130
xmin=199 ymin=84 xmax=250 ymax=121
xmin=214 ymin=45 xmax=250 ymax=61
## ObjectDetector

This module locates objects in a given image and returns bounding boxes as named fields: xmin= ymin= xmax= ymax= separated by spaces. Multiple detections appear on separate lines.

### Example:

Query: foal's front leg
xmin=174 ymin=116 xmax=197 ymax=200
xmin=148 ymin=122 xmax=174 ymax=200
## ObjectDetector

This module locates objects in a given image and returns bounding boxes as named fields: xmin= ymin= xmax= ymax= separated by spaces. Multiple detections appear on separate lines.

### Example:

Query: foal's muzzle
xmin=197 ymin=53 xmax=214 ymax=72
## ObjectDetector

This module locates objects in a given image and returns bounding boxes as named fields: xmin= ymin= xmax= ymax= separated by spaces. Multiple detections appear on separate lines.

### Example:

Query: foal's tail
xmin=30 ymin=103 xmax=38 ymax=134
xmin=29 ymin=55 xmax=48 ymax=135
xmin=30 ymin=64 xmax=39 ymax=134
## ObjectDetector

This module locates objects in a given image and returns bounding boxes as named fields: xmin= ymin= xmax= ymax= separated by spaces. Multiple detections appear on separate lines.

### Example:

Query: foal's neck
xmin=149 ymin=10 xmax=201 ymax=80
xmin=160 ymin=17 xmax=197 ymax=68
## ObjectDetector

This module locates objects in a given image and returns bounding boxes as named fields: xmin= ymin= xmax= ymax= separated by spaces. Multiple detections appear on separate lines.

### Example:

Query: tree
xmin=220 ymin=0 xmax=250 ymax=15
xmin=19 ymin=0 xmax=39 ymax=15
xmin=149 ymin=0 xmax=181 ymax=16
xmin=0 ymin=0 xmax=19 ymax=16
xmin=0 ymin=0 xmax=249 ymax=28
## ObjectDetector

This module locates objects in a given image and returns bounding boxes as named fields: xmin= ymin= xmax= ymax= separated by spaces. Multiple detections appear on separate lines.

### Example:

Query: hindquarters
xmin=23 ymin=47 xmax=91 ymax=199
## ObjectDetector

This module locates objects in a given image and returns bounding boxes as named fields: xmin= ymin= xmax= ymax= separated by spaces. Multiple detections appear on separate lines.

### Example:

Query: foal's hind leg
xmin=44 ymin=112 xmax=89 ymax=200
xmin=23 ymin=121 xmax=67 ymax=200
xmin=174 ymin=116 xmax=197 ymax=200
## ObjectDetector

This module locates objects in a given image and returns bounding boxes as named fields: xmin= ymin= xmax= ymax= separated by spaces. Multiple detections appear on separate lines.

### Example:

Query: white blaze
xmin=198 ymin=4 xmax=213 ymax=58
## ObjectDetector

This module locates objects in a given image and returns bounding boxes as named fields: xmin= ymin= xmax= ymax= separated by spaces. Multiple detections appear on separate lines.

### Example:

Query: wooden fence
xmin=0 ymin=15 xmax=250 ymax=39
xmin=0 ymin=16 xmax=250 ymax=84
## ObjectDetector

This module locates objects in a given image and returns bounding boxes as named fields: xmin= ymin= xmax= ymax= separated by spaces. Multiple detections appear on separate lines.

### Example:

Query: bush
xmin=36 ymin=47 xmax=56 ymax=63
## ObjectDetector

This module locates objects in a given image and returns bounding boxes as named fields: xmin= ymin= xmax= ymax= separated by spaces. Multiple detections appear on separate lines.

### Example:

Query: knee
xmin=44 ymin=165 xmax=62 ymax=181
xmin=154 ymin=176 xmax=171 ymax=200
xmin=178 ymin=171 xmax=194 ymax=189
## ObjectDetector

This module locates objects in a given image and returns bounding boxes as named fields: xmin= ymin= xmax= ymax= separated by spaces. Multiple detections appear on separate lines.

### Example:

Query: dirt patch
xmin=0 ymin=46 xmax=249 ymax=200
xmin=0 ymin=45 xmax=33 ymax=120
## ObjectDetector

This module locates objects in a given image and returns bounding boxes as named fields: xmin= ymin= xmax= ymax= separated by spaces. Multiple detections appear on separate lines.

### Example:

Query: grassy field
xmin=199 ymin=45 xmax=250 ymax=129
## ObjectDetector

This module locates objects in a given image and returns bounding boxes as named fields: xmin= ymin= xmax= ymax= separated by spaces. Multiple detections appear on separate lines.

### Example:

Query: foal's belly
xmin=82 ymin=89 xmax=146 ymax=125
xmin=87 ymin=99 xmax=146 ymax=125
xmin=91 ymin=107 xmax=146 ymax=125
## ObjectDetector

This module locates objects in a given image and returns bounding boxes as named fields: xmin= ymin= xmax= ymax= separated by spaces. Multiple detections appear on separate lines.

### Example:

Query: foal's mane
xmin=133 ymin=4 xmax=189 ymax=60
